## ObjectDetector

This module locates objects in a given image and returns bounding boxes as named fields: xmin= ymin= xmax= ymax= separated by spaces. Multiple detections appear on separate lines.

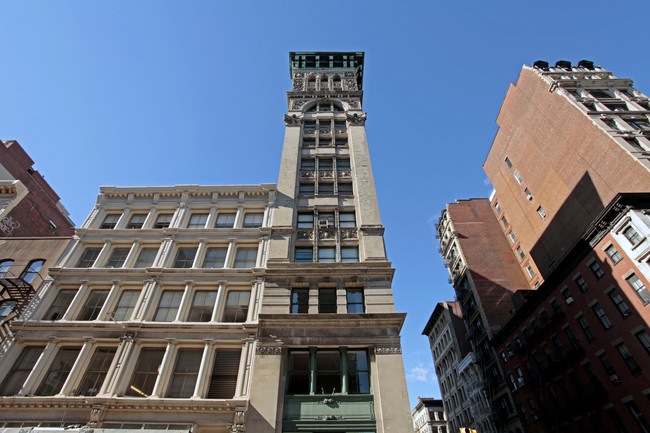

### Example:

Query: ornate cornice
xmin=256 ymin=344 xmax=284 ymax=355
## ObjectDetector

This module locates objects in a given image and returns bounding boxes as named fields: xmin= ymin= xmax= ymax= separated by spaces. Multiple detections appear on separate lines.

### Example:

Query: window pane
xmin=0 ymin=260 xmax=14 ymax=276
xmin=188 ymin=213 xmax=208 ymax=229
xmin=112 ymin=290 xmax=140 ymax=321
xmin=44 ymin=289 xmax=77 ymax=320
xmin=319 ymin=288 xmax=337 ymax=313
xmin=299 ymin=184 xmax=315 ymax=195
xmin=243 ymin=213 xmax=264 ymax=228
xmin=36 ymin=347 xmax=81 ymax=396
xmin=338 ymin=183 xmax=353 ymax=195
xmin=173 ymin=248 xmax=196 ymax=268
xmin=319 ymin=183 xmax=334 ymax=195
xmin=77 ymin=248 xmax=101 ymax=267
xmin=187 ymin=291 xmax=217 ymax=322
xmin=126 ymin=348 xmax=165 ymax=397
xmin=291 ymin=289 xmax=309 ymax=313
xmin=21 ymin=259 xmax=45 ymax=284
xmin=154 ymin=291 xmax=183 ymax=321
xmin=154 ymin=214 xmax=173 ymax=229
xmin=316 ymin=351 xmax=341 ymax=394
xmin=347 ymin=350 xmax=370 ymax=394
xmin=127 ymin=214 xmax=147 ymax=229
xmin=215 ymin=213 xmax=236 ymax=228
xmin=135 ymin=248 xmax=158 ymax=268
xmin=203 ymin=248 xmax=227 ymax=268
xmin=167 ymin=349 xmax=202 ymax=398
xmin=627 ymin=274 xmax=650 ymax=304
xmin=341 ymin=247 xmax=359 ymax=263
xmin=318 ymin=247 xmax=336 ymax=263
xmin=101 ymin=214 xmax=120 ymax=229
xmin=78 ymin=290 xmax=109 ymax=321
xmin=346 ymin=289 xmax=364 ymax=313
xmin=287 ymin=351 xmax=310 ymax=395
xmin=295 ymin=247 xmax=313 ymax=263
xmin=297 ymin=213 xmax=314 ymax=228
xmin=234 ymin=248 xmax=257 ymax=268
xmin=223 ymin=291 xmax=250 ymax=322
xmin=76 ymin=347 xmax=116 ymax=396
xmin=339 ymin=212 xmax=356 ymax=227
xmin=105 ymin=248 xmax=130 ymax=268
xmin=0 ymin=346 xmax=45 ymax=396
xmin=206 ymin=349 xmax=241 ymax=399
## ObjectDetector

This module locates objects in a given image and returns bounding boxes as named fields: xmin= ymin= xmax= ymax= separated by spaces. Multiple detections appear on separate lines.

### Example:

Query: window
xmin=336 ymin=158 xmax=350 ymax=170
xmin=78 ymin=290 xmax=109 ymax=321
xmin=598 ymin=353 xmax=619 ymax=380
xmin=187 ymin=213 xmax=208 ymax=229
xmin=154 ymin=213 xmax=173 ymax=229
xmin=295 ymin=246 xmax=313 ymax=263
xmin=206 ymin=349 xmax=241 ymax=399
xmin=516 ymin=246 xmax=525 ymax=260
xmin=297 ymin=213 xmax=314 ymax=228
xmin=36 ymin=347 xmax=81 ymax=395
xmin=319 ymin=158 xmax=333 ymax=170
xmin=127 ymin=214 xmax=146 ymax=229
xmin=126 ymin=348 xmax=165 ymax=397
xmin=524 ymin=188 xmax=533 ymax=200
xmin=173 ymin=248 xmax=196 ymax=268
xmin=0 ymin=299 xmax=17 ymax=323
xmin=76 ymin=347 xmax=116 ymax=396
xmin=341 ymin=246 xmax=359 ymax=262
xmin=635 ymin=330 xmax=650 ymax=355
xmin=627 ymin=119 xmax=650 ymax=131
xmin=604 ymin=102 xmax=627 ymax=111
xmin=495 ymin=202 xmax=502 ymax=214
xmin=44 ymin=289 xmax=76 ymax=320
xmin=346 ymin=288 xmax=364 ymax=313
xmin=301 ymin=159 xmax=315 ymax=170
xmin=608 ymin=290 xmax=632 ymax=317
xmin=525 ymin=264 xmax=535 ymax=278
xmin=291 ymin=288 xmax=309 ymax=313
xmin=234 ymin=248 xmax=257 ymax=268
xmin=625 ymin=401 xmax=650 ymax=433
xmin=215 ymin=213 xmax=236 ymax=228
xmin=509 ymin=231 xmax=517 ymax=243
xmin=624 ymin=137 xmax=645 ymax=151
xmin=21 ymin=259 xmax=44 ymax=284
xmin=564 ymin=326 xmax=580 ymax=349
xmin=505 ymin=157 xmax=513 ymax=168
xmin=338 ymin=182 xmax=353 ymax=195
xmin=318 ymin=288 xmax=337 ymax=313
xmin=187 ymin=290 xmax=217 ymax=322
xmin=112 ymin=290 xmax=140 ymax=321
xmin=574 ymin=274 xmax=589 ymax=292
xmin=589 ymin=261 xmax=605 ymax=279
xmin=223 ymin=291 xmax=250 ymax=322
xmin=105 ymin=248 xmax=130 ymax=268
xmin=154 ymin=290 xmax=183 ymax=322
xmin=560 ymin=287 xmax=572 ymax=302
xmin=592 ymin=303 xmax=612 ymax=329
xmin=318 ymin=212 xmax=335 ymax=227
xmin=339 ymin=212 xmax=356 ymax=228
xmin=286 ymin=349 xmax=370 ymax=395
xmin=627 ymin=274 xmax=650 ymax=304
xmin=623 ymin=226 xmax=642 ymax=246
xmin=616 ymin=342 xmax=641 ymax=375
xmin=203 ymin=248 xmax=227 ymax=268
xmin=590 ymin=90 xmax=611 ymax=99
xmin=77 ymin=248 xmax=101 ymax=267
xmin=299 ymin=183 xmax=315 ymax=196
xmin=135 ymin=248 xmax=157 ymax=268
xmin=243 ymin=213 xmax=263 ymax=228
xmin=513 ymin=170 xmax=523 ymax=184
xmin=167 ymin=349 xmax=202 ymax=398
xmin=0 ymin=259 xmax=13 ymax=276
xmin=501 ymin=215 xmax=509 ymax=228
xmin=537 ymin=206 xmax=547 ymax=220
xmin=603 ymin=119 xmax=620 ymax=130
xmin=0 ymin=346 xmax=44 ymax=395
xmin=101 ymin=214 xmax=120 ymax=229
xmin=577 ymin=315 xmax=595 ymax=341
xmin=318 ymin=247 xmax=336 ymax=263
xmin=319 ymin=183 xmax=334 ymax=195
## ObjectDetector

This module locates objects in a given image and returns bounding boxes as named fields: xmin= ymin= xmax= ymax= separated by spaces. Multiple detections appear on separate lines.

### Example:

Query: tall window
xmin=100 ymin=214 xmax=120 ymax=229
xmin=297 ymin=213 xmax=314 ymax=228
xmin=286 ymin=349 xmax=370 ymax=395
xmin=111 ymin=290 xmax=140 ymax=321
xmin=135 ymin=248 xmax=158 ymax=268
xmin=215 ymin=213 xmax=236 ymax=229
xmin=203 ymin=248 xmax=227 ymax=268
xmin=234 ymin=248 xmax=257 ymax=268
xmin=589 ymin=261 xmax=605 ymax=279
xmin=0 ymin=346 xmax=44 ymax=396
xmin=577 ymin=315 xmax=595 ymax=341
xmin=127 ymin=214 xmax=147 ymax=229
xmin=291 ymin=288 xmax=309 ymax=314
xmin=154 ymin=291 xmax=183 ymax=322
xmin=167 ymin=349 xmax=202 ymax=398
xmin=605 ymin=245 xmax=623 ymax=264
xmin=574 ymin=273 xmax=589 ymax=292
xmin=608 ymin=290 xmax=632 ymax=317
xmin=77 ymin=248 xmax=101 ymax=268
xmin=173 ymin=248 xmax=196 ymax=268
xmin=187 ymin=290 xmax=217 ymax=322
xmin=623 ymin=226 xmax=642 ymax=246
xmin=223 ymin=291 xmax=250 ymax=322
xmin=21 ymin=259 xmax=44 ymax=284
xmin=592 ymin=303 xmax=612 ymax=329
xmin=154 ymin=213 xmax=173 ymax=229
xmin=126 ymin=348 xmax=165 ymax=397
xmin=318 ymin=288 xmax=337 ymax=313
xmin=36 ymin=347 xmax=81 ymax=395
xmin=295 ymin=246 xmax=313 ymax=263
xmin=243 ymin=213 xmax=263 ymax=228
xmin=0 ymin=300 xmax=17 ymax=323
xmin=627 ymin=274 xmax=650 ymax=304
xmin=105 ymin=248 xmax=130 ymax=268
xmin=339 ymin=212 xmax=356 ymax=227
xmin=44 ymin=289 xmax=77 ymax=320
xmin=187 ymin=213 xmax=208 ymax=229
xmin=615 ymin=343 xmax=641 ymax=375
xmin=346 ymin=288 xmax=364 ymax=313
xmin=318 ymin=247 xmax=336 ymax=263
xmin=206 ymin=349 xmax=241 ymax=399
xmin=635 ymin=330 xmax=650 ymax=355
xmin=341 ymin=246 xmax=359 ymax=263
xmin=78 ymin=290 xmax=109 ymax=321
xmin=75 ymin=347 xmax=116 ymax=396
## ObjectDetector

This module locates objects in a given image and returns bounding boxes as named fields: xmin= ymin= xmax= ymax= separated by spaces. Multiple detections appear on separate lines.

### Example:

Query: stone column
xmin=114 ymin=208 xmax=131 ymax=229
xmin=235 ymin=337 xmax=255 ymax=398
xmin=19 ymin=338 xmax=59 ymax=395
xmin=62 ymin=283 xmax=90 ymax=320
xmin=123 ymin=241 xmax=141 ymax=268
xmin=192 ymin=340 xmax=216 ymax=398
xmin=99 ymin=336 xmax=136 ymax=396
xmin=234 ymin=206 xmax=244 ymax=229
xmin=58 ymin=337 xmax=94 ymax=395
xmin=206 ymin=206 xmax=218 ymax=228
xmin=97 ymin=282 xmax=121 ymax=321
xmin=142 ymin=207 xmax=157 ymax=229
xmin=175 ymin=282 xmax=194 ymax=322
xmin=224 ymin=240 xmax=236 ymax=268
xmin=150 ymin=339 xmax=176 ymax=398
xmin=133 ymin=278 xmax=157 ymax=321
xmin=193 ymin=241 xmax=207 ymax=268
xmin=92 ymin=241 xmax=112 ymax=268
xmin=211 ymin=283 xmax=226 ymax=322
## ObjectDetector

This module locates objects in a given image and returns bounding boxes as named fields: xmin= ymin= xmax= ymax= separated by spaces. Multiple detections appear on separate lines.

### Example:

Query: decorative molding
xmin=341 ymin=228 xmax=358 ymax=240
xmin=292 ymin=79 xmax=304 ymax=91
xmin=294 ymin=72 xmax=304 ymax=78
xmin=344 ymin=72 xmax=355 ymax=78
xmin=284 ymin=114 xmax=303 ymax=127
xmin=291 ymin=100 xmax=306 ymax=110
xmin=344 ymin=79 xmax=357 ymax=91
xmin=256 ymin=345 xmax=284 ymax=355
xmin=346 ymin=112 xmax=367 ymax=126
xmin=360 ymin=225 xmax=385 ymax=235
xmin=296 ymin=229 xmax=314 ymax=241
xmin=374 ymin=344 xmax=402 ymax=355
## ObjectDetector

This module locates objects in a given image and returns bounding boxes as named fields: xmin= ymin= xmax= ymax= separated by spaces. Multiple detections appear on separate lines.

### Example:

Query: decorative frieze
xmin=344 ymin=79 xmax=357 ymax=91
xmin=374 ymin=344 xmax=402 ymax=355
xmin=341 ymin=228 xmax=358 ymax=240
xmin=318 ymin=228 xmax=336 ymax=240
xmin=292 ymin=79 xmax=304 ymax=91
xmin=256 ymin=345 xmax=284 ymax=355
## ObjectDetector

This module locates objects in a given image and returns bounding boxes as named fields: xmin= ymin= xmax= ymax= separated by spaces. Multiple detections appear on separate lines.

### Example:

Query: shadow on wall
xmin=530 ymin=172 xmax=604 ymax=279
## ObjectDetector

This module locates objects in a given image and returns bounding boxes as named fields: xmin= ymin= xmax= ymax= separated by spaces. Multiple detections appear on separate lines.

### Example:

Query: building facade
xmin=0 ymin=52 xmax=412 ymax=433
xmin=411 ymin=397 xmax=448 ymax=433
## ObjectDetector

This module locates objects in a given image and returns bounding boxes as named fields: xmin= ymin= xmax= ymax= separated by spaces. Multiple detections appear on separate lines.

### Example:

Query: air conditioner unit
xmin=566 ymin=296 xmax=575 ymax=305
xmin=318 ymin=220 xmax=331 ymax=228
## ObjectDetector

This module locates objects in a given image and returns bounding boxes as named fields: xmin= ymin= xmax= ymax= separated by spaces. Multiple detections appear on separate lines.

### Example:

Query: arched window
xmin=307 ymin=76 xmax=316 ymax=90
xmin=0 ymin=260 xmax=14 ymax=277
xmin=0 ymin=299 xmax=17 ymax=323
xmin=320 ymin=75 xmax=329 ymax=90
xmin=21 ymin=259 xmax=45 ymax=284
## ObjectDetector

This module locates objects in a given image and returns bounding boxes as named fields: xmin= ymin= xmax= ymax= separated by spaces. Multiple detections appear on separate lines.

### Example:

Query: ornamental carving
xmin=284 ymin=114 xmax=303 ymax=127
xmin=375 ymin=344 xmax=402 ymax=355
xmin=344 ymin=72 xmax=355 ymax=78
xmin=256 ymin=345 xmax=284 ymax=355
xmin=337 ymin=169 xmax=351 ymax=178
xmin=344 ymin=79 xmax=357 ymax=90
xmin=292 ymin=79 xmax=304 ymax=91
xmin=319 ymin=127 xmax=331 ymax=136
xmin=300 ymin=170 xmax=316 ymax=179
xmin=346 ymin=101 xmax=360 ymax=109
xmin=0 ymin=216 xmax=20 ymax=236
xmin=318 ymin=228 xmax=336 ymax=240
xmin=341 ymin=228 xmax=358 ymax=240
xmin=294 ymin=72 xmax=304 ymax=78
xmin=296 ymin=229 xmax=314 ymax=241
xmin=292 ymin=100 xmax=306 ymax=110
xmin=346 ymin=112 xmax=367 ymax=126
xmin=319 ymin=170 xmax=334 ymax=179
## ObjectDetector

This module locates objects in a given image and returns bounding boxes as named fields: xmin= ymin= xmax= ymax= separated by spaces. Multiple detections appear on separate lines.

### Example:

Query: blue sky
xmin=2 ymin=0 xmax=650 ymax=407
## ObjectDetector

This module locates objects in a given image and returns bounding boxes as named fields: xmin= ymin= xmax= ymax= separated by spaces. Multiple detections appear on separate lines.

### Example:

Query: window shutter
xmin=206 ymin=349 xmax=241 ymax=399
